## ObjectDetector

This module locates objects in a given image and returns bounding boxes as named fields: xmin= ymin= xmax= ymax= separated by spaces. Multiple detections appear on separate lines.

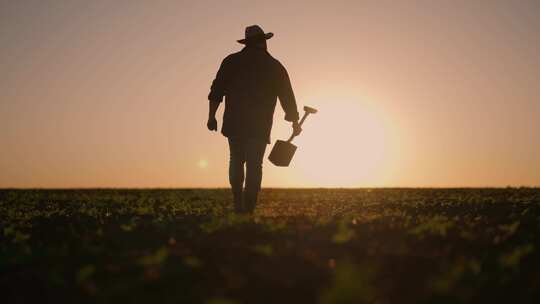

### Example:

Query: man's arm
xmin=277 ymin=64 xmax=302 ymax=136
xmin=207 ymin=58 xmax=228 ymax=131
xmin=207 ymin=100 xmax=219 ymax=131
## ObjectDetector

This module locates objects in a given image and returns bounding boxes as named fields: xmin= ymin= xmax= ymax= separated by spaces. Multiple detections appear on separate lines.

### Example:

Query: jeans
xmin=228 ymin=138 xmax=267 ymax=213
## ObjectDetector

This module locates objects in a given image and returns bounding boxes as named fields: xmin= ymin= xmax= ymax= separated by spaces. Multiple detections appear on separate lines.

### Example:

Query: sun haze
xmin=1 ymin=0 xmax=539 ymax=188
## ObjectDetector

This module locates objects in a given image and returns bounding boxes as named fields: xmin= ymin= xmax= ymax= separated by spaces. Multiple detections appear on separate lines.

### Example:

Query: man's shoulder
xmin=268 ymin=55 xmax=287 ymax=73
xmin=268 ymin=54 xmax=283 ymax=65
xmin=222 ymin=51 xmax=242 ymax=64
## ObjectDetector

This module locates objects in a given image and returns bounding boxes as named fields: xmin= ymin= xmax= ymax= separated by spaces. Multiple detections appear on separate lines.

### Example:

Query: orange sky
xmin=1 ymin=0 xmax=539 ymax=188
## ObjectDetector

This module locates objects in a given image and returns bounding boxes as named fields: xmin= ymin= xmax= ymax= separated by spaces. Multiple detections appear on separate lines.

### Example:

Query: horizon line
xmin=1 ymin=186 xmax=539 ymax=190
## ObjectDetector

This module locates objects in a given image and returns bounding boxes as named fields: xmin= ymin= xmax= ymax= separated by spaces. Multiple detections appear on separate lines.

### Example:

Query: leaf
xmin=252 ymin=244 xmax=273 ymax=256
xmin=320 ymin=260 xmax=376 ymax=304
xmin=183 ymin=256 xmax=202 ymax=268
xmin=332 ymin=219 xmax=355 ymax=244
xmin=138 ymin=247 xmax=169 ymax=267
xmin=499 ymin=244 xmax=534 ymax=269
xmin=77 ymin=264 xmax=95 ymax=283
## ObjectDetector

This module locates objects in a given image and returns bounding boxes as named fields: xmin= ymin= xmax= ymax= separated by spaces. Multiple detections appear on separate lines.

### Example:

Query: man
xmin=207 ymin=25 xmax=301 ymax=213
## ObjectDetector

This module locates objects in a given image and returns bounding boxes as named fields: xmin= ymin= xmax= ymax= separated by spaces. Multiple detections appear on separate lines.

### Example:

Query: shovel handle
xmin=287 ymin=111 xmax=310 ymax=143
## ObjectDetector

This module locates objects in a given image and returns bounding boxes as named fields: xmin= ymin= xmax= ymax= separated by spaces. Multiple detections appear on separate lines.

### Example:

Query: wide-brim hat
xmin=237 ymin=25 xmax=273 ymax=44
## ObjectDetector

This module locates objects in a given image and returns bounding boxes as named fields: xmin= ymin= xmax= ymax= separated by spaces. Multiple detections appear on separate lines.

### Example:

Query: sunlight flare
xmin=293 ymin=99 xmax=390 ymax=187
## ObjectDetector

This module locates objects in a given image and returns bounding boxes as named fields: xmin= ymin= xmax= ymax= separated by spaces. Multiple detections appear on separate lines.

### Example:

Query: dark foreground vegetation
xmin=1 ymin=188 xmax=539 ymax=303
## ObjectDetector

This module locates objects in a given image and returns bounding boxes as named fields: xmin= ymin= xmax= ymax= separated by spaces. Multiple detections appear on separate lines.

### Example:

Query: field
xmin=1 ymin=188 xmax=539 ymax=303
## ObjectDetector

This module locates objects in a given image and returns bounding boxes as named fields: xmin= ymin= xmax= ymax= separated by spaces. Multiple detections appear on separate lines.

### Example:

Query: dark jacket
xmin=208 ymin=46 xmax=300 ymax=143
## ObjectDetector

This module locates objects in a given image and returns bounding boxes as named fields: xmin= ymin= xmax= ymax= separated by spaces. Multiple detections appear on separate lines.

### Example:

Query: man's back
xmin=208 ymin=46 xmax=299 ymax=143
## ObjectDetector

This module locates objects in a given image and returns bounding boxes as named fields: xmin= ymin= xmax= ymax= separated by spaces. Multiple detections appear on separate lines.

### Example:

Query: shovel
xmin=268 ymin=106 xmax=318 ymax=167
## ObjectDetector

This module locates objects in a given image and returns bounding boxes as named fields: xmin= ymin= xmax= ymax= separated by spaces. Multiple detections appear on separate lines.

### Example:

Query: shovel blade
xmin=268 ymin=140 xmax=297 ymax=167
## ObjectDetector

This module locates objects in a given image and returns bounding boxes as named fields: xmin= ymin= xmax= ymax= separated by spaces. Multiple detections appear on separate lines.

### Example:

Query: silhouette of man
xmin=207 ymin=25 xmax=301 ymax=213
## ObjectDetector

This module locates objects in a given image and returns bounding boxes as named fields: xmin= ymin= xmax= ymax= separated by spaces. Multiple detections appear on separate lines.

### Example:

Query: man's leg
xmin=244 ymin=140 xmax=267 ymax=213
xmin=228 ymin=138 xmax=246 ymax=213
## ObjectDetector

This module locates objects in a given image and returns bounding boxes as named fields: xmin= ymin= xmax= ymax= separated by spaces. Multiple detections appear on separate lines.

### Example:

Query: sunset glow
xmin=1 ymin=1 xmax=539 ymax=188
xmin=292 ymin=99 xmax=390 ymax=187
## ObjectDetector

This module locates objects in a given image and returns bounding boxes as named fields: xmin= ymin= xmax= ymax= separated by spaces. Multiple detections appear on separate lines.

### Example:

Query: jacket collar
xmin=242 ymin=46 xmax=270 ymax=55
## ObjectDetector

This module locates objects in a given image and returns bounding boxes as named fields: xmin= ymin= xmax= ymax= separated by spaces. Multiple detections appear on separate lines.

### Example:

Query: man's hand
xmin=292 ymin=121 xmax=302 ymax=136
xmin=207 ymin=117 xmax=218 ymax=131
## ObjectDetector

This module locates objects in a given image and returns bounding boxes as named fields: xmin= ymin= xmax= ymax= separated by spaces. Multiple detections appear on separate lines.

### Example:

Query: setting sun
xmin=292 ymin=99 xmax=390 ymax=187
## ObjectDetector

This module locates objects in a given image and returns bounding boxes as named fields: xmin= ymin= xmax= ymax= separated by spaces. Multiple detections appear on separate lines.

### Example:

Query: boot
xmin=244 ymin=190 xmax=259 ymax=214
xmin=233 ymin=190 xmax=245 ymax=213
